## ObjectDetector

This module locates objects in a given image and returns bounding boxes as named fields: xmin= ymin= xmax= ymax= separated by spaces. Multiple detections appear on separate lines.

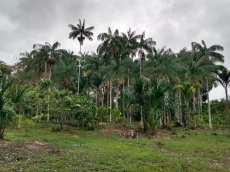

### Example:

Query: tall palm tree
xmin=97 ymin=27 xmax=124 ymax=59
xmin=33 ymin=41 xmax=65 ymax=80
xmin=184 ymin=53 xmax=219 ymax=129
xmin=68 ymin=19 xmax=94 ymax=53
xmin=83 ymin=52 xmax=104 ymax=108
xmin=191 ymin=40 xmax=224 ymax=128
xmin=192 ymin=40 xmax=224 ymax=63
xmin=134 ymin=32 xmax=156 ymax=76
xmin=121 ymin=28 xmax=139 ymax=53
xmin=144 ymin=46 xmax=179 ymax=82
xmin=215 ymin=66 xmax=230 ymax=121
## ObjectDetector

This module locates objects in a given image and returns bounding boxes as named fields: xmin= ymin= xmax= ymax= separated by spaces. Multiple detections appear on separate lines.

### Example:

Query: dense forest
xmin=0 ymin=19 xmax=230 ymax=139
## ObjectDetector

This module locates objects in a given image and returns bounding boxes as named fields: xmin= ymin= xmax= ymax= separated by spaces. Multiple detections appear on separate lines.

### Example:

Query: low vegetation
xmin=0 ymin=124 xmax=230 ymax=171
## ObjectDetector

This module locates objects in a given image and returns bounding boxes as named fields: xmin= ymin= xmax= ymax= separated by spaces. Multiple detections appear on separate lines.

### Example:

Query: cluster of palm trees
xmin=13 ymin=19 xmax=230 ymax=131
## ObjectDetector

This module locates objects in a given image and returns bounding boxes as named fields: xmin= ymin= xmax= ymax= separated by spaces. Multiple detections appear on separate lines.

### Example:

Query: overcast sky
xmin=0 ymin=0 xmax=229 ymax=100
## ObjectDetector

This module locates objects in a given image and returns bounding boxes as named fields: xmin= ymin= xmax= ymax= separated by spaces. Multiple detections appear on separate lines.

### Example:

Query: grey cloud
xmin=0 ymin=0 xmax=229 ymax=99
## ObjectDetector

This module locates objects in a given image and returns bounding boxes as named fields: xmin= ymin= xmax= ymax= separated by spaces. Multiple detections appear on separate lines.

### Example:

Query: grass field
xmin=0 ymin=124 xmax=230 ymax=172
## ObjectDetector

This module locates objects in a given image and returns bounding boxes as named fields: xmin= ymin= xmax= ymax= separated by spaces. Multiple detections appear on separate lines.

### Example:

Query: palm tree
xmin=184 ymin=53 xmax=219 ymax=129
xmin=97 ymin=27 xmax=124 ymax=59
xmin=144 ymin=46 xmax=179 ymax=82
xmin=68 ymin=19 xmax=94 ymax=53
xmin=191 ymin=40 xmax=224 ymax=129
xmin=125 ymin=77 xmax=150 ymax=131
xmin=175 ymin=82 xmax=195 ymax=129
xmin=134 ymin=32 xmax=156 ymax=76
xmin=148 ymin=79 xmax=175 ymax=129
xmin=33 ymin=41 xmax=65 ymax=80
xmin=18 ymin=51 xmax=36 ymax=72
xmin=121 ymin=28 xmax=139 ymax=52
xmin=83 ymin=53 xmax=103 ymax=97
xmin=52 ymin=56 xmax=78 ymax=90
xmin=192 ymin=40 xmax=224 ymax=63
xmin=215 ymin=66 xmax=230 ymax=122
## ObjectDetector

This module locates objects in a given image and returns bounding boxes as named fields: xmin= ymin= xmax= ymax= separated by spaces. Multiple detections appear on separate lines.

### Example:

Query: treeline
xmin=0 ymin=19 xmax=229 ymax=138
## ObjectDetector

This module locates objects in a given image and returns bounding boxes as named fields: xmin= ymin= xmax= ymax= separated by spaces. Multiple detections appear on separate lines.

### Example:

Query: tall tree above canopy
xmin=191 ymin=40 xmax=224 ymax=63
xmin=69 ymin=19 xmax=94 ymax=52
xmin=97 ymin=27 xmax=124 ymax=59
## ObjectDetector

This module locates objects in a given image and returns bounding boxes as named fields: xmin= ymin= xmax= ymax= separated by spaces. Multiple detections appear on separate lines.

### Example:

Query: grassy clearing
xmin=0 ymin=124 xmax=230 ymax=172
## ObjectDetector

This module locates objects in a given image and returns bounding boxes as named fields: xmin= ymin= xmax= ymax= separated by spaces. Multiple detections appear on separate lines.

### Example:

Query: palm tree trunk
xmin=207 ymin=80 xmax=212 ymax=129
xmin=198 ymin=87 xmax=202 ymax=114
xmin=44 ymin=63 xmax=47 ymax=78
xmin=193 ymin=91 xmax=196 ymax=111
xmin=109 ymin=80 xmax=112 ymax=122
xmin=49 ymin=64 xmax=52 ymax=80
xmin=186 ymin=100 xmax=190 ymax=129
xmin=179 ymin=90 xmax=182 ymax=124
xmin=95 ymin=89 xmax=98 ymax=116
xmin=77 ymin=59 xmax=80 ymax=94
xmin=225 ymin=86 xmax=229 ymax=126
xmin=140 ymin=106 xmax=143 ymax=125
xmin=115 ymin=85 xmax=119 ymax=108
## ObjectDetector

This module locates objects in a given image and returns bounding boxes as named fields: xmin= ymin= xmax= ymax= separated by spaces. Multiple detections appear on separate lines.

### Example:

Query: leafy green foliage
xmin=0 ymin=78 xmax=15 ymax=139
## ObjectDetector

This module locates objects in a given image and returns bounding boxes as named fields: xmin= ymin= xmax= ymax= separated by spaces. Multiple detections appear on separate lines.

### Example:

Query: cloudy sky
xmin=0 ymin=0 xmax=229 ymax=100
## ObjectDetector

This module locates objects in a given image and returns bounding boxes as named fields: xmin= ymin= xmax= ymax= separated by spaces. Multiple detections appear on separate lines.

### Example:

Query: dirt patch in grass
xmin=26 ymin=140 xmax=48 ymax=150
xmin=0 ymin=140 xmax=56 ymax=171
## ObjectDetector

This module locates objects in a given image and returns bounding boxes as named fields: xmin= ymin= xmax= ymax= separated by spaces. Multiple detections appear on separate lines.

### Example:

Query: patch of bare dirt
xmin=0 ymin=140 xmax=54 ymax=171
xmin=26 ymin=140 xmax=48 ymax=150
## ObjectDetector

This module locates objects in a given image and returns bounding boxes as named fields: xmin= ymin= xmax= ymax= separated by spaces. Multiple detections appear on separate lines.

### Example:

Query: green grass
xmin=0 ymin=124 xmax=230 ymax=171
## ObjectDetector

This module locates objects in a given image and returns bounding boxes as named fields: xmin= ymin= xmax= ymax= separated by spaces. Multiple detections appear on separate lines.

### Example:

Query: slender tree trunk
xmin=109 ymin=80 xmax=112 ymax=122
xmin=179 ymin=90 xmax=182 ymax=124
xmin=193 ymin=91 xmax=196 ymax=111
xmin=186 ymin=100 xmax=190 ymax=130
xmin=225 ymin=86 xmax=229 ymax=126
xmin=102 ymin=86 xmax=104 ymax=106
xmin=198 ymin=87 xmax=202 ymax=114
xmin=107 ymin=83 xmax=109 ymax=111
xmin=47 ymin=97 xmax=50 ymax=122
xmin=175 ymin=90 xmax=180 ymax=123
xmin=207 ymin=80 xmax=212 ymax=129
xmin=49 ymin=64 xmax=52 ymax=80
xmin=140 ymin=106 xmax=143 ymax=125
xmin=122 ymin=82 xmax=124 ymax=116
xmin=129 ymin=108 xmax=132 ymax=123
xmin=115 ymin=84 xmax=119 ymax=108
xmin=95 ymin=89 xmax=98 ymax=116
xmin=77 ymin=59 xmax=80 ymax=94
